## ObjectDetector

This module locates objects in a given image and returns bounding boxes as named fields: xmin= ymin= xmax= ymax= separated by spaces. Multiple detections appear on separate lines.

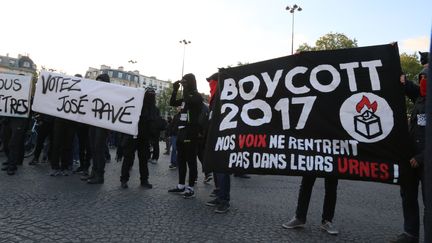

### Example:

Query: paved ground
xmin=0 ymin=142 xmax=424 ymax=242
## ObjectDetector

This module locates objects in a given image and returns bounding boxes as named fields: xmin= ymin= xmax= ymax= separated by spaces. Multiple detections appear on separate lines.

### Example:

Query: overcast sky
xmin=1 ymin=0 xmax=431 ymax=93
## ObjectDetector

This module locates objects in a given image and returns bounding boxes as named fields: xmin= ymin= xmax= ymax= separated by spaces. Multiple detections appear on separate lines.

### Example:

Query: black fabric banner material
xmin=204 ymin=44 xmax=410 ymax=184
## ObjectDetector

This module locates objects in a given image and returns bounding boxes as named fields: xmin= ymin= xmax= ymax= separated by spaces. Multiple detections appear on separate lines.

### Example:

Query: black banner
xmin=204 ymin=44 xmax=410 ymax=184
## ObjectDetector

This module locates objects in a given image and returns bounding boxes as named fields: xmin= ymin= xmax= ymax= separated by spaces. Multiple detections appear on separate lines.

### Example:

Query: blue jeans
xmin=170 ymin=135 xmax=177 ymax=166
xmin=216 ymin=173 xmax=231 ymax=202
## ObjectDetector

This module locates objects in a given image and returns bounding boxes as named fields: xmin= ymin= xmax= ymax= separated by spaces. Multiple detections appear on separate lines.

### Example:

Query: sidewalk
xmin=0 ymin=143 xmax=415 ymax=242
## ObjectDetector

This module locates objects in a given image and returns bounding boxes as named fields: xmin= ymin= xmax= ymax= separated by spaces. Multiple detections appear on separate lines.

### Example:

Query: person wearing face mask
xmin=168 ymin=73 xmax=203 ymax=199
xmin=391 ymin=52 xmax=429 ymax=243
xmin=119 ymin=88 xmax=158 ymax=189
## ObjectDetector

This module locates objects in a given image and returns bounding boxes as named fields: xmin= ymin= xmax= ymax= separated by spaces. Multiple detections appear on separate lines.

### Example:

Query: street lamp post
xmin=285 ymin=4 xmax=302 ymax=55
xmin=179 ymin=39 xmax=191 ymax=77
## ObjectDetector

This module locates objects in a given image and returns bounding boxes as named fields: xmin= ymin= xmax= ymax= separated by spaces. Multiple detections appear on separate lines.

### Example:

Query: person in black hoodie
xmin=119 ymin=88 xmax=159 ymax=189
xmin=391 ymin=53 xmax=428 ymax=243
xmin=86 ymin=73 xmax=111 ymax=184
xmin=168 ymin=73 xmax=203 ymax=199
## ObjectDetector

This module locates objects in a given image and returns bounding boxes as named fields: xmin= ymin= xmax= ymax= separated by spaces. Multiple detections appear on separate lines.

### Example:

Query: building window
xmin=127 ymin=74 xmax=130 ymax=80
xmin=9 ymin=60 xmax=15 ymax=66
xmin=134 ymin=76 xmax=138 ymax=82
xmin=118 ymin=72 xmax=123 ymax=78
xmin=23 ymin=61 xmax=30 ymax=68
xmin=108 ymin=71 xmax=113 ymax=77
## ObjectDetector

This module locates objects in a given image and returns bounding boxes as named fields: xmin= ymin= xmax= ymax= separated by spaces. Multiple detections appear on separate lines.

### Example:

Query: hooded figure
xmin=168 ymin=73 xmax=203 ymax=198
xmin=393 ymin=52 xmax=428 ymax=242
xmin=119 ymin=87 xmax=159 ymax=189
xmin=96 ymin=73 xmax=110 ymax=83
xmin=85 ymin=73 xmax=110 ymax=184
xmin=419 ymin=51 xmax=429 ymax=66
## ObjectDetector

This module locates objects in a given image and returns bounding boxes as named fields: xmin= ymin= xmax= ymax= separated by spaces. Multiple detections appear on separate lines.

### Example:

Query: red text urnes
xmin=337 ymin=157 xmax=389 ymax=180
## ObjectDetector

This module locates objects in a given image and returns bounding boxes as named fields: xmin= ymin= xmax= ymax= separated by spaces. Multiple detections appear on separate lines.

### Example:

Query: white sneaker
xmin=49 ymin=170 xmax=61 ymax=176
xmin=320 ymin=220 xmax=339 ymax=235
xmin=282 ymin=217 xmax=305 ymax=229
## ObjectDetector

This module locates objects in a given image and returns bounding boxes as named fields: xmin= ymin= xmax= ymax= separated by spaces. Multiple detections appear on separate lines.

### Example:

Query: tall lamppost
xmin=179 ymin=39 xmax=191 ymax=77
xmin=285 ymin=4 xmax=302 ymax=54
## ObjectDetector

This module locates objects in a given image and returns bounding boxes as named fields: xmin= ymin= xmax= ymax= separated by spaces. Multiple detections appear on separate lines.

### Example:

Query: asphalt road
xmin=0 ymin=143 xmax=424 ymax=242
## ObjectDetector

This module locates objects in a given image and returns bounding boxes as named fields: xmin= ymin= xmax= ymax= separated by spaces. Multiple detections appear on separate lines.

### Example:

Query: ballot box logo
xmin=354 ymin=95 xmax=382 ymax=139
xmin=340 ymin=93 xmax=393 ymax=143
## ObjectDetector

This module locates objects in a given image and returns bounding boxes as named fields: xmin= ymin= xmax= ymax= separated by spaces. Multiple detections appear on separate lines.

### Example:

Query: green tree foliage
xmin=400 ymin=52 xmax=423 ymax=114
xmin=297 ymin=32 xmax=358 ymax=52
xmin=156 ymin=84 xmax=176 ymax=118
xmin=400 ymin=53 xmax=423 ymax=82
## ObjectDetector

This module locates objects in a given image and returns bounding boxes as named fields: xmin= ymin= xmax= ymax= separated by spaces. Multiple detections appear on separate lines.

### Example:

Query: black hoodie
xmin=138 ymin=88 xmax=160 ymax=141
xmin=96 ymin=73 xmax=110 ymax=83
xmin=170 ymin=73 xmax=203 ymax=141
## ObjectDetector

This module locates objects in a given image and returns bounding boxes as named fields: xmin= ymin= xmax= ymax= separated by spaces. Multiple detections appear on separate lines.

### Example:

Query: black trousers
xmin=177 ymin=140 xmax=198 ymax=187
xmin=295 ymin=176 xmax=338 ymax=223
xmin=400 ymin=166 xmax=425 ymax=238
xmin=33 ymin=120 xmax=53 ymax=161
xmin=5 ymin=118 xmax=28 ymax=168
xmin=76 ymin=124 xmax=91 ymax=171
xmin=89 ymin=126 xmax=109 ymax=178
xmin=50 ymin=119 xmax=75 ymax=170
xmin=151 ymin=139 xmax=159 ymax=160
xmin=120 ymin=136 xmax=150 ymax=183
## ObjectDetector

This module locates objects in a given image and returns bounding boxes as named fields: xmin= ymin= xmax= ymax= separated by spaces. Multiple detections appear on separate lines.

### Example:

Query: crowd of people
xmin=0 ymin=52 xmax=429 ymax=241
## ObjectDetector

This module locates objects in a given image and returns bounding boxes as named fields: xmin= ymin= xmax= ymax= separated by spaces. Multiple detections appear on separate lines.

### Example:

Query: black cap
xmin=419 ymin=51 xmax=429 ymax=65
xmin=206 ymin=72 xmax=218 ymax=82
xmin=96 ymin=73 xmax=110 ymax=83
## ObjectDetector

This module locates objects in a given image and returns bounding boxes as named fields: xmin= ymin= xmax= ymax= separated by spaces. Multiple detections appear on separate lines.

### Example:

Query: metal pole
xmin=424 ymin=40 xmax=431 ymax=242
xmin=286 ymin=5 xmax=301 ymax=55
xmin=181 ymin=43 xmax=186 ymax=77
xmin=291 ymin=12 xmax=295 ymax=55
xmin=179 ymin=39 xmax=190 ymax=77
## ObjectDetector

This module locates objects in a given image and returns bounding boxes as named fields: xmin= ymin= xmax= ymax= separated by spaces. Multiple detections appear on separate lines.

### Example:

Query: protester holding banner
xmin=282 ymin=176 xmax=339 ymax=234
xmin=168 ymin=73 xmax=203 ymax=199
xmin=0 ymin=73 xmax=32 ymax=175
xmin=49 ymin=117 xmax=75 ymax=176
xmin=86 ymin=74 xmax=111 ymax=184
xmin=391 ymin=53 xmax=429 ymax=243
xmin=204 ymin=72 xmax=231 ymax=213
xmin=73 ymin=121 xmax=91 ymax=175
xmin=120 ymin=88 xmax=159 ymax=189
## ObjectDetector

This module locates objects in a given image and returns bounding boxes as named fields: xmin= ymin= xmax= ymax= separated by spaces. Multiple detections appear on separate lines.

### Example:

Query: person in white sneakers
xmin=168 ymin=73 xmax=203 ymax=199
xmin=282 ymin=176 xmax=339 ymax=235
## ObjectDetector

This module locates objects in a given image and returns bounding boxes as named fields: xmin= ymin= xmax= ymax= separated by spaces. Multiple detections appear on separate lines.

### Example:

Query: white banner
xmin=0 ymin=73 xmax=32 ymax=118
xmin=32 ymin=71 xmax=144 ymax=135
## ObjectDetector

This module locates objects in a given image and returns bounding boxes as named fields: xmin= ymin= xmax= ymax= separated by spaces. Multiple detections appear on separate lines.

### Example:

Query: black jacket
xmin=170 ymin=74 xmax=203 ymax=141
xmin=405 ymin=80 xmax=426 ymax=165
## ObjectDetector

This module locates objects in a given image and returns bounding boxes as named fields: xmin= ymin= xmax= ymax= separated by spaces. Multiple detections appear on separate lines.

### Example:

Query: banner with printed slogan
xmin=0 ymin=73 xmax=32 ymax=118
xmin=204 ymin=44 xmax=410 ymax=184
xmin=32 ymin=71 xmax=144 ymax=136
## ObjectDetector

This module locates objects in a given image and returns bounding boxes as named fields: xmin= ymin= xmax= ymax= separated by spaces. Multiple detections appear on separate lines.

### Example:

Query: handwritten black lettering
xmin=41 ymin=74 xmax=81 ymax=94
xmin=0 ymin=94 xmax=29 ymax=115
xmin=13 ymin=78 xmax=22 ymax=91
xmin=0 ymin=78 xmax=21 ymax=91
xmin=119 ymin=105 xmax=133 ymax=124
xmin=57 ymin=95 xmax=88 ymax=114
xmin=91 ymin=97 xmax=134 ymax=124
